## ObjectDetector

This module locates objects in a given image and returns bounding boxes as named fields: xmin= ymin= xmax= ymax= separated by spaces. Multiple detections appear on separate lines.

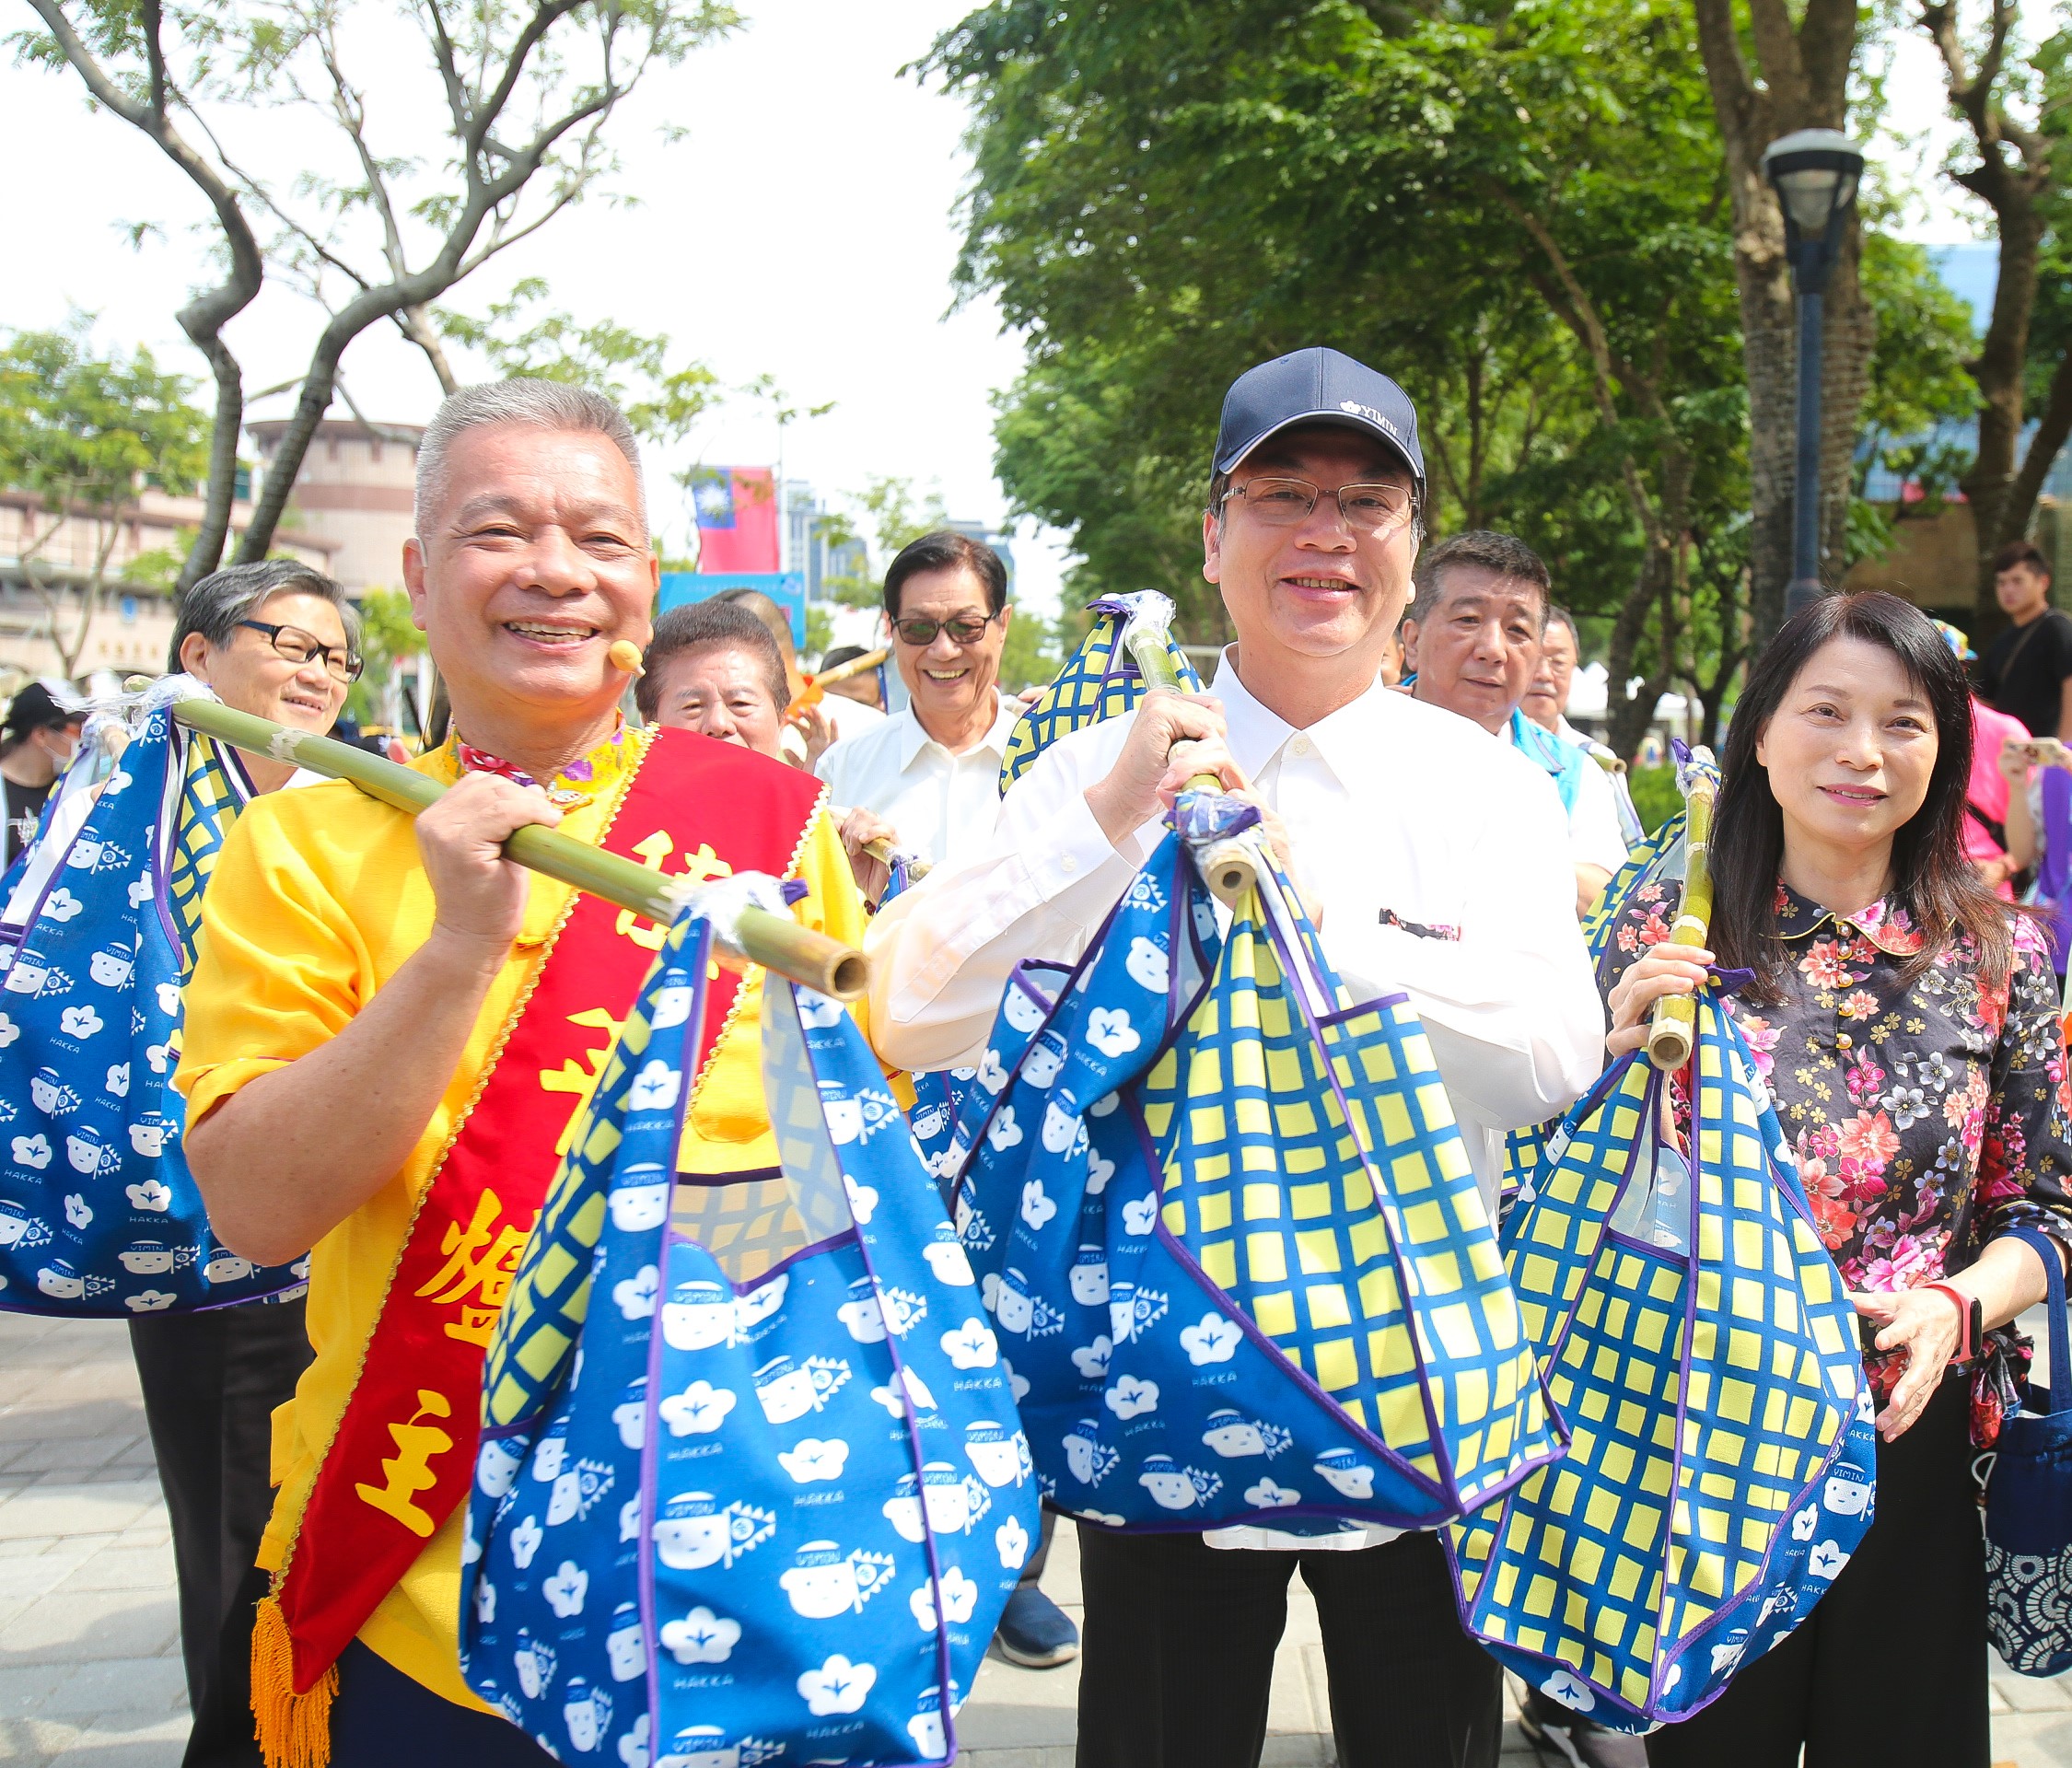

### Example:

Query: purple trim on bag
xmin=1122 ymin=1093 xmax=1445 ymax=1511
xmin=664 ymin=1218 xmax=861 ymax=1297
xmin=642 ymin=925 xmax=716 ymax=1761
xmin=640 ymin=1234 xmax=671 ymax=1744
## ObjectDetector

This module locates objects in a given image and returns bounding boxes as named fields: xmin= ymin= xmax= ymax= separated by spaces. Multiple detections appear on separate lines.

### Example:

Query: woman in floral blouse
xmin=1602 ymin=591 xmax=2072 ymax=1768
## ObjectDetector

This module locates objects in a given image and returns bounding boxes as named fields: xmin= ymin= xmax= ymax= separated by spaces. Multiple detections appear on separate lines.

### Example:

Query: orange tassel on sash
xmin=250 ymin=1593 xmax=338 ymax=1768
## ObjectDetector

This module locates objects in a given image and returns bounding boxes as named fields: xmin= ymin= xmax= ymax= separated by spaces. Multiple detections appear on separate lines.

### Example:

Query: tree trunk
xmin=1692 ymin=0 xmax=1868 ymax=648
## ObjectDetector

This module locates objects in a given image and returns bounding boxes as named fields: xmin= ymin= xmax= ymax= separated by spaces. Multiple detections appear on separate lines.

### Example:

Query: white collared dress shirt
xmin=815 ymin=693 xmax=1024 ymax=868
xmin=867 ymin=653 xmax=1604 ymax=1553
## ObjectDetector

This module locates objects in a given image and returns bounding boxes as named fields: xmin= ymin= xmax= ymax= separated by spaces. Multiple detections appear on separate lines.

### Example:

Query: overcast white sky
xmin=0 ymin=3 xmax=2018 ymax=619
xmin=1 ymin=0 xmax=1080 ymax=609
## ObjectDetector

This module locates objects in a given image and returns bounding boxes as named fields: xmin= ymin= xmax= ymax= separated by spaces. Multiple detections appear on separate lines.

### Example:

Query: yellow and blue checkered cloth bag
xmin=998 ymin=593 xmax=1202 ymax=794
xmin=1451 ymin=994 xmax=1876 ymax=1728
xmin=0 ymin=701 xmax=305 ymax=1315
xmin=1504 ymin=804 xmax=1694 ymax=1205
xmin=939 ymin=795 xmax=1560 ymax=1534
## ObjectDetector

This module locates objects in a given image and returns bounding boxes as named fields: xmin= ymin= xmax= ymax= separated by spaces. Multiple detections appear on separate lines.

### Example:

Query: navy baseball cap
xmin=1213 ymin=346 xmax=1425 ymax=487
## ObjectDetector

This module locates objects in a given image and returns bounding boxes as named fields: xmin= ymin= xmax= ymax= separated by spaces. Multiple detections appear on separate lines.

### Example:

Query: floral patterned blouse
xmin=1599 ymin=878 xmax=2072 ymax=1436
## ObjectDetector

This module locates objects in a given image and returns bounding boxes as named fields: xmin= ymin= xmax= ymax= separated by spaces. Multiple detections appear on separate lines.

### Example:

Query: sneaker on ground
xmin=1518 ymin=1686 xmax=1648 ymax=1768
xmin=993 ymin=1585 xmax=1080 ymax=1669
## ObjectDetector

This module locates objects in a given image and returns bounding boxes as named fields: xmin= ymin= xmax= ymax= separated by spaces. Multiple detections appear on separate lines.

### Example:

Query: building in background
xmin=246 ymin=418 xmax=422 ymax=594
xmin=0 ymin=483 xmax=337 ymax=687
xmin=948 ymin=518 xmax=1017 ymax=594
xmin=785 ymin=482 xmax=871 ymax=601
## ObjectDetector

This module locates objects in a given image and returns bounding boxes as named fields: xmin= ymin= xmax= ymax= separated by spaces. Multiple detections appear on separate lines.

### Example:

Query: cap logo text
xmin=1337 ymin=399 xmax=1402 ymax=441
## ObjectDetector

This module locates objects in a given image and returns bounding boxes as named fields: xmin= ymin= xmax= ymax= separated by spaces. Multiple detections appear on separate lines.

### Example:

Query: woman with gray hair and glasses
xmin=137 ymin=559 xmax=356 ymax=1768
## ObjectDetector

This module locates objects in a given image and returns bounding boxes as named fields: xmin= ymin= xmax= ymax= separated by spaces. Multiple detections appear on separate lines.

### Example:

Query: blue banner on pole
xmin=658 ymin=571 xmax=807 ymax=649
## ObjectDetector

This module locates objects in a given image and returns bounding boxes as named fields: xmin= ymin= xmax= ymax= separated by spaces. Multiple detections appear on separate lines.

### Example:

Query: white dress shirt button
xmin=1289 ymin=737 xmax=1311 ymax=757
xmin=1061 ymin=854 xmax=1078 ymax=874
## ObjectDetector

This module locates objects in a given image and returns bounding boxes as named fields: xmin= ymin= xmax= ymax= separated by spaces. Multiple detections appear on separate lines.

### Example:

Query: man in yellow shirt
xmin=176 ymin=380 xmax=868 ymax=1767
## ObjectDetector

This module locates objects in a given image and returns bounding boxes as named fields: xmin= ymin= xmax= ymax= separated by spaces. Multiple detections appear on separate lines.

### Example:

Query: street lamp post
xmin=1762 ymin=128 xmax=1867 ymax=623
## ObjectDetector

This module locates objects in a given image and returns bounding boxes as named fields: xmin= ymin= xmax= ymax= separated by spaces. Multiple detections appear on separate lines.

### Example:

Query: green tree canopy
xmin=0 ymin=318 xmax=212 ymax=675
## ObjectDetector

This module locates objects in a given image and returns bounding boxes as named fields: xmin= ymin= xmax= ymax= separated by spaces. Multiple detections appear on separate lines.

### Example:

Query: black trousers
xmin=130 ymin=1297 xmax=314 ymax=1768
xmin=1077 ymin=1528 xmax=1501 ymax=1768
xmin=330 ymin=1642 xmax=559 ymax=1766
xmin=1647 ymin=1375 xmax=1988 ymax=1768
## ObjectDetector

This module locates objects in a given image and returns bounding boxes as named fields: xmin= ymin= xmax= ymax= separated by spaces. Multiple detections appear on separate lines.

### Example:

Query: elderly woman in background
xmin=638 ymin=599 xmax=898 ymax=895
xmin=145 ymin=559 xmax=360 ymax=1768
xmin=1601 ymin=591 xmax=2072 ymax=1767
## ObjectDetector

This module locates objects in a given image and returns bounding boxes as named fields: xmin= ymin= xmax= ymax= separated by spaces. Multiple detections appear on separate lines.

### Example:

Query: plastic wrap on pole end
xmin=1112 ymin=590 xmax=1179 ymax=647
xmin=667 ymin=871 xmax=793 ymax=971
xmin=1673 ymin=742 xmax=1719 ymax=801
xmin=665 ymin=871 xmax=870 ymax=1001
xmin=1174 ymin=788 xmax=1263 ymax=905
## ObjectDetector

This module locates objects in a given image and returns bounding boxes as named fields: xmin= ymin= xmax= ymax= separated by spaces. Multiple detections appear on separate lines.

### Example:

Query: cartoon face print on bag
xmin=605 ymin=1601 xmax=647 ymax=1684
xmin=655 ymin=1724 xmax=785 ymax=1768
xmin=608 ymin=1161 xmax=670 ymax=1233
xmin=650 ymin=1492 xmax=777 ymax=1572
xmin=919 ymin=1222 xmax=975 ymax=1287
xmin=1311 ymin=1448 xmax=1377 ymax=1500
xmin=776 ymin=1540 xmax=897 ymax=1619
xmin=1069 ymin=1244 xmax=1111 ymax=1307
xmin=662 ymin=1279 xmax=739 ymax=1353
xmin=477 ymin=1436 xmax=526 ymax=1500
xmin=1136 ymin=1453 xmax=1223 ymax=1511
xmin=0 ymin=1201 xmax=44 ymax=1249
xmin=881 ymin=1462 xmax=991 ymax=1542
xmin=963 ymin=1420 xmax=1030 ymax=1489
xmin=87 ymin=946 xmax=134 ymax=990
xmin=29 ymin=1067 xmax=79 ymax=1116
xmin=561 ymin=1677 xmax=612 ymax=1754
xmin=751 ymin=1354 xmax=852 ymax=1425
xmin=1201 ymin=1409 xmax=1293 ymax=1460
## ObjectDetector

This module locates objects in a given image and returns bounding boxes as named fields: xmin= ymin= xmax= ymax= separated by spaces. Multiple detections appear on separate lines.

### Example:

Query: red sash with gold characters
xmin=251 ymin=727 xmax=825 ymax=1767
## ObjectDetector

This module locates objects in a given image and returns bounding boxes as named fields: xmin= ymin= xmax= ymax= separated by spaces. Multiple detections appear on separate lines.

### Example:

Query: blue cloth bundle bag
xmin=461 ymin=909 xmax=1039 ymax=1768
xmin=1984 ymin=1224 xmax=2072 ymax=1675
xmin=1451 ymin=994 xmax=1877 ymax=1729
xmin=996 ymin=592 xmax=1202 ymax=793
xmin=0 ymin=693 xmax=304 ymax=1314
xmin=936 ymin=795 xmax=1560 ymax=1537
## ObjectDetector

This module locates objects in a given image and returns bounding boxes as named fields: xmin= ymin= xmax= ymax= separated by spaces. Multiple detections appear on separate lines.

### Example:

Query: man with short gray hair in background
xmin=1402 ymin=532 xmax=1627 ymax=917
xmin=134 ymin=559 xmax=360 ymax=1768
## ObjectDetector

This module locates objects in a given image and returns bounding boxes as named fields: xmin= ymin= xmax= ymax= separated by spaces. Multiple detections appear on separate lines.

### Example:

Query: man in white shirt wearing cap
xmin=867 ymin=346 xmax=1603 ymax=1768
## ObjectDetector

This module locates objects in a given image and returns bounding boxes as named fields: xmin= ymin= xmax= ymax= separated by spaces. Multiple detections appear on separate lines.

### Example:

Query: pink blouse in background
xmin=1969 ymin=696 xmax=2031 ymax=897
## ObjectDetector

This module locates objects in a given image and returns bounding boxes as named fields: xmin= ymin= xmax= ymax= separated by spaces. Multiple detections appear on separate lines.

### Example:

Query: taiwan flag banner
xmin=691 ymin=466 xmax=779 ymax=572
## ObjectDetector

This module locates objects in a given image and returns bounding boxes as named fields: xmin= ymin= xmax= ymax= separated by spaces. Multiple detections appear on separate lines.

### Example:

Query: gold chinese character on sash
xmin=618 ymin=830 xmax=734 ymax=949
xmin=354 ymin=1389 xmax=456 ymax=1537
xmin=540 ymin=1006 xmax=625 ymax=1155
xmin=414 ymin=1190 xmax=535 ymax=1346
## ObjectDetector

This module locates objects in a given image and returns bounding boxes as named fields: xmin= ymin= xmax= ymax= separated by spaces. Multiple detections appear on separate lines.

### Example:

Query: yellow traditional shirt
xmin=174 ymin=727 xmax=870 ymax=1709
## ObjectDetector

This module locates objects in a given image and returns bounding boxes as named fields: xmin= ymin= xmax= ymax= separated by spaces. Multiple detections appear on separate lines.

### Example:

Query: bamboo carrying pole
xmin=166 ymin=699 xmax=868 ymax=1000
xmin=858 ymin=836 xmax=927 ymax=880
xmin=1644 ymin=753 xmax=1719 ymax=1071
xmin=1119 ymin=625 xmax=1260 ymax=906
xmin=785 ymin=647 xmax=890 ymax=720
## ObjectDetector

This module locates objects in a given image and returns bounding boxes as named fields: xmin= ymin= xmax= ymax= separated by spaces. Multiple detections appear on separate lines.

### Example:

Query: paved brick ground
xmin=0 ymin=1312 xmax=2067 ymax=1766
